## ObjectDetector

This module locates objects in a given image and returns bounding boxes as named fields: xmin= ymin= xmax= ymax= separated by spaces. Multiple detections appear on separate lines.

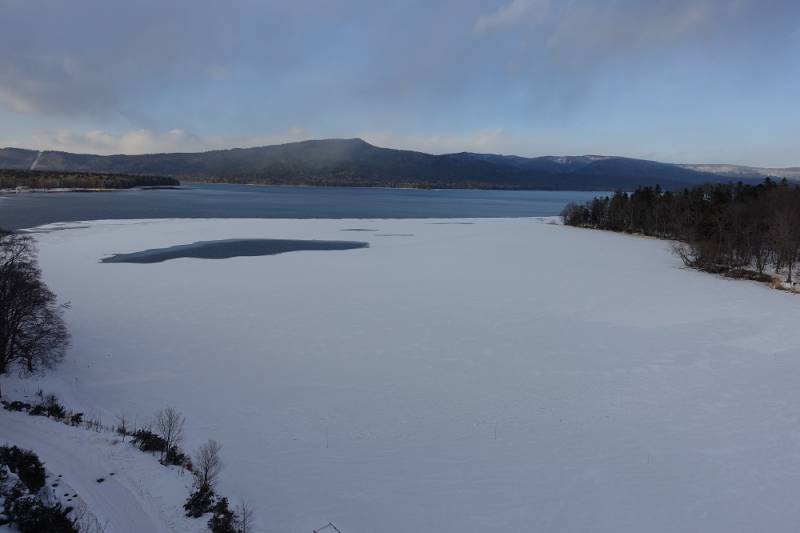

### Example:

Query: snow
xmin=4 ymin=217 xmax=800 ymax=532
xmin=0 ymin=409 xmax=197 ymax=532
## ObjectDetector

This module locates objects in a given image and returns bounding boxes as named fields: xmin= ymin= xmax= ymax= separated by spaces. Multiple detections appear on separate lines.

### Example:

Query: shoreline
xmin=1 ymin=185 xmax=187 ymax=195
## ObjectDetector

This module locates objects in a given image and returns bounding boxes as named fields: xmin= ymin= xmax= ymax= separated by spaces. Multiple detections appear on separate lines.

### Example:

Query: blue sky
xmin=1 ymin=0 xmax=798 ymax=166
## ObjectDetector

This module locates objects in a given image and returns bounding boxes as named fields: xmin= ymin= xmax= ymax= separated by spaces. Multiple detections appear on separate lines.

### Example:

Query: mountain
xmin=0 ymin=138 xmax=783 ymax=191
xmin=678 ymin=163 xmax=800 ymax=180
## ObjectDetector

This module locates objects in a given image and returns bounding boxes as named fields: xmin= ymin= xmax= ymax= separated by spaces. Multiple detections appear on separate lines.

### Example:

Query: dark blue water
xmin=101 ymin=238 xmax=369 ymax=264
xmin=0 ymin=183 xmax=606 ymax=230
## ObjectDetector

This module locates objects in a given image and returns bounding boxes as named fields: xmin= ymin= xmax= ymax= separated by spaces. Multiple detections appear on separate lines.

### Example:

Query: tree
xmin=0 ymin=231 xmax=69 ymax=381
xmin=184 ymin=482 xmax=215 ymax=518
xmin=155 ymin=407 xmax=185 ymax=463
xmin=194 ymin=439 xmax=223 ymax=490
xmin=207 ymin=497 xmax=237 ymax=533
xmin=769 ymin=187 xmax=800 ymax=282
xmin=235 ymin=500 xmax=255 ymax=533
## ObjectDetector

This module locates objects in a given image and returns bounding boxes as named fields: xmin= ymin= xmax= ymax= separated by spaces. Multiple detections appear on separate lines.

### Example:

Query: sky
xmin=1 ymin=0 xmax=798 ymax=166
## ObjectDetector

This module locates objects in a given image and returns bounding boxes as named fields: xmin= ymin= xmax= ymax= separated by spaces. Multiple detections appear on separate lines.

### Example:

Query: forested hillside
xmin=0 ymin=169 xmax=179 ymax=190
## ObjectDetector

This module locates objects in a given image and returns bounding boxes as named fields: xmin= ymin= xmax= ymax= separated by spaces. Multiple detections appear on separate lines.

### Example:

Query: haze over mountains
xmin=1 ymin=138 xmax=797 ymax=191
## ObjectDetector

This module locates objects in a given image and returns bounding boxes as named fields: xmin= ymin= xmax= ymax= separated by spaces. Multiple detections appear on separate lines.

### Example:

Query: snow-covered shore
xmin=0 ymin=409 xmax=197 ymax=533
xmin=4 ymin=217 xmax=800 ymax=532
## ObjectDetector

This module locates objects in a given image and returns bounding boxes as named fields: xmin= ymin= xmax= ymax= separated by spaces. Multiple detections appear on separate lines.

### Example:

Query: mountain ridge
xmin=0 ymin=138 xmax=792 ymax=191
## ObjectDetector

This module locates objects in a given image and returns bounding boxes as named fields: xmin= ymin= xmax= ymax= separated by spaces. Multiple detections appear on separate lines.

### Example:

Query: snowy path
xmin=0 ymin=410 xmax=194 ymax=533
xmin=29 ymin=150 xmax=43 ymax=171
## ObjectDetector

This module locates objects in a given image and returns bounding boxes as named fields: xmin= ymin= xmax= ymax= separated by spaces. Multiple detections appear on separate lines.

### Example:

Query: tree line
xmin=0 ymin=169 xmax=179 ymax=190
xmin=562 ymin=178 xmax=800 ymax=283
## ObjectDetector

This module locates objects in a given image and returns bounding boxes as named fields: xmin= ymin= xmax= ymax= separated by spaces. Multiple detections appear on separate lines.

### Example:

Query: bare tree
xmin=116 ymin=413 xmax=130 ymax=441
xmin=72 ymin=503 xmax=109 ymax=533
xmin=769 ymin=189 xmax=800 ymax=283
xmin=155 ymin=407 xmax=185 ymax=463
xmin=0 ymin=231 xmax=69 ymax=383
xmin=193 ymin=439 xmax=223 ymax=489
xmin=236 ymin=500 xmax=256 ymax=533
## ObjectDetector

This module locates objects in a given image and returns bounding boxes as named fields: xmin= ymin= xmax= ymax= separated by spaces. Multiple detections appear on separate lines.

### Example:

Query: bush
xmin=1 ymin=400 xmax=31 ymax=412
xmin=1 ymin=477 xmax=27 ymax=519
xmin=207 ymin=497 xmax=237 ymax=533
xmin=131 ymin=429 xmax=167 ymax=453
xmin=9 ymin=498 xmax=77 ymax=533
xmin=42 ymin=394 xmax=66 ymax=419
xmin=184 ymin=482 xmax=215 ymax=518
xmin=0 ymin=446 xmax=46 ymax=492
xmin=164 ymin=446 xmax=190 ymax=468
xmin=27 ymin=393 xmax=66 ymax=419
xmin=28 ymin=404 xmax=47 ymax=416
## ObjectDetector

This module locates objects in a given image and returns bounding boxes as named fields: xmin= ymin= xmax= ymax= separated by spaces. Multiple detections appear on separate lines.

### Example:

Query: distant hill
xmin=0 ymin=138 xmax=786 ymax=191
xmin=678 ymin=163 xmax=800 ymax=181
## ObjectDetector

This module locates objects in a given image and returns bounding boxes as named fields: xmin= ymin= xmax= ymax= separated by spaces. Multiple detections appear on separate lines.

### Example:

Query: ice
xmin=3 ymin=217 xmax=800 ymax=532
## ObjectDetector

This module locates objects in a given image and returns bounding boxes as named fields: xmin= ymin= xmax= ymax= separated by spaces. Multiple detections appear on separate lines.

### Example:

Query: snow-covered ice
xmin=4 ymin=217 xmax=800 ymax=532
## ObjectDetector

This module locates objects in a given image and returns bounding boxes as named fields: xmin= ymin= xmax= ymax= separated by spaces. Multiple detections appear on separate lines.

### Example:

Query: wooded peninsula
xmin=1 ymin=169 xmax=180 ymax=190
xmin=562 ymin=179 xmax=800 ymax=286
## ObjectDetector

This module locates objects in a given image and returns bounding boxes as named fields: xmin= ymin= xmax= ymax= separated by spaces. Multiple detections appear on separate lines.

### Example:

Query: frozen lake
xmin=5 ymin=217 xmax=800 ymax=532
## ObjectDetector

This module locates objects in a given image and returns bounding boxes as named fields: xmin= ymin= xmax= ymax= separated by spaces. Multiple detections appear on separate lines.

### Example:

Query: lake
xmin=0 ymin=183 xmax=607 ymax=230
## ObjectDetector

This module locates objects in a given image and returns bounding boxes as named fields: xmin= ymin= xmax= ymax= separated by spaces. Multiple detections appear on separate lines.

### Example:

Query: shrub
xmin=0 ymin=446 xmax=46 ymax=492
xmin=1 ymin=400 xmax=31 ymax=412
xmin=26 ymin=393 xmax=66 ymax=419
xmin=207 ymin=497 xmax=237 ymax=533
xmin=131 ymin=429 xmax=167 ymax=453
xmin=28 ymin=404 xmax=47 ymax=417
xmin=184 ymin=482 xmax=215 ymax=518
xmin=42 ymin=394 xmax=66 ymax=419
xmin=1 ymin=477 xmax=27 ymax=519
xmin=9 ymin=498 xmax=77 ymax=533
xmin=164 ymin=446 xmax=190 ymax=468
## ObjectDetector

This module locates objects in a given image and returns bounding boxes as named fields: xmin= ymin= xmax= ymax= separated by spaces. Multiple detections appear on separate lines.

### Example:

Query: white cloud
xmin=20 ymin=127 xmax=311 ymax=155
xmin=474 ymin=0 xmax=549 ymax=34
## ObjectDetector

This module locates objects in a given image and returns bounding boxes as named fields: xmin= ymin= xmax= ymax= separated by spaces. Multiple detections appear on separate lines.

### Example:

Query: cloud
xmin=0 ymin=1 xmax=798 ymax=167
xmin=20 ymin=127 xmax=311 ymax=155
xmin=473 ymin=0 xmax=549 ymax=34
xmin=473 ymin=0 xmax=761 ymax=62
xmin=0 ymin=0 xmax=250 ymax=117
xmin=544 ymin=1 xmax=718 ymax=62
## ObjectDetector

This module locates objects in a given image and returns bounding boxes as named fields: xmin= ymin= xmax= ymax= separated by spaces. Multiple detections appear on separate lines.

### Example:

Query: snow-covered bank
xmin=4 ymin=217 xmax=800 ymax=532
xmin=0 ymin=409 xmax=196 ymax=532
